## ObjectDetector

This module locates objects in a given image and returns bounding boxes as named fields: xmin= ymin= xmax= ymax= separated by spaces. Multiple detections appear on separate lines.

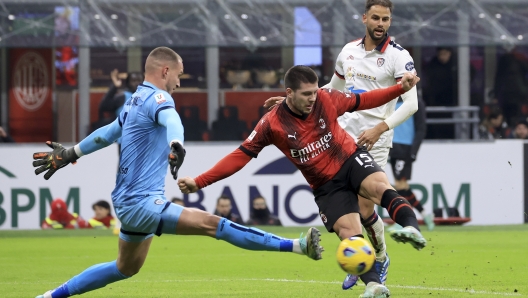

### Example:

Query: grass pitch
xmin=1 ymin=225 xmax=527 ymax=297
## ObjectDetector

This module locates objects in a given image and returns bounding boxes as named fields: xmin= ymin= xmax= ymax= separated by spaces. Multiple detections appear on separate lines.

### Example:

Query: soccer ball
xmin=336 ymin=236 xmax=375 ymax=275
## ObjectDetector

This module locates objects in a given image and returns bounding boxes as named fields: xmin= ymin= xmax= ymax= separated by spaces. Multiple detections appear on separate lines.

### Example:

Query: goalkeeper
xmin=33 ymin=47 xmax=323 ymax=298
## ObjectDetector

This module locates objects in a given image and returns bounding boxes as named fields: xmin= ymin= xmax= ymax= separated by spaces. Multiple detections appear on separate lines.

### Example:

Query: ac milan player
xmin=178 ymin=66 xmax=425 ymax=298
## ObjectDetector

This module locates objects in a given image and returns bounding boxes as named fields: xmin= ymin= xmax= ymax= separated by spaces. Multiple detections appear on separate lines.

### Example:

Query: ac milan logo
xmin=319 ymin=118 xmax=326 ymax=129
xmin=320 ymin=213 xmax=327 ymax=224
xmin=377 ymin=58 xmax=385 ymax=67
xmin=13 ymin=52 xmax=49 ymax=112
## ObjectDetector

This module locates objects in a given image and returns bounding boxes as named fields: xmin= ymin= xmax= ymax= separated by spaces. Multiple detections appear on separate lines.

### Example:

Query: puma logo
xmin=288 ymin=132 xmax=297 ymax=140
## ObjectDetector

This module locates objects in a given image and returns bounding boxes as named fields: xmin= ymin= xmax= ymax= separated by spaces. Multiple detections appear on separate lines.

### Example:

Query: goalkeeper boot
xmin=423 ymin=213 xmax=435 ymax=231
xmin=389 ymin=226 xmax=427 ymax=250
xmin=375 ymin=253 xmax=390 ymax=284
xmin=359 ymin=282 xmax=391 ymax=298
xmin=342 ymin=273 xmax=359 ymax=290
xmin=299 ymin=227 xmax=323 ymax=260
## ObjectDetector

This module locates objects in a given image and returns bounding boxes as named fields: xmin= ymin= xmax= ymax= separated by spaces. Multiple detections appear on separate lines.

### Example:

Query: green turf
xmin=1 ymin=225 xmax=527 ymax=297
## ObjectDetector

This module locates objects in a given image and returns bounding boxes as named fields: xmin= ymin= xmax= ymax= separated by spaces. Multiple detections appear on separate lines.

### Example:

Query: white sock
xmin=363 ymin=215 xmax=387 ymax=262
xmin=292 ymin=239 xmax=303 ymax=255
xmin=420 ymin=210 xmax=428 ymax=219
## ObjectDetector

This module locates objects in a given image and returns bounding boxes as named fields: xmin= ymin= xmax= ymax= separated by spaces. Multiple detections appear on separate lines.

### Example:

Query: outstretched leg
xmin=174 ymin=207 xmax=323 ymax=260
xmin=36 ymin=237 xmax=153 ymax=298
xmin=394 ymin=179 xmax=435 ymax=231
xmin=359 ymin=172 xmax=426 ymax=250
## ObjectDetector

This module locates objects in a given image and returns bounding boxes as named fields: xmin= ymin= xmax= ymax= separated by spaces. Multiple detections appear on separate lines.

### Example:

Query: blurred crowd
xmin=83 ymin=46 xmax=528 ymax=142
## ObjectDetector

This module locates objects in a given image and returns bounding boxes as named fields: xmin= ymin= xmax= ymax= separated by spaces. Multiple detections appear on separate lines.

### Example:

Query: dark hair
xmin=217 ymin=195 xmax=231 ymax=204
xmin=365 ymin=0 xmax=393 ymax=13
xmin=284 ymin=66 xmax=318 ymax=91
xmin=489 ymin=106 xmax=503 ymax=120
xmin=92 ymin=200 xmax=111 ymax=215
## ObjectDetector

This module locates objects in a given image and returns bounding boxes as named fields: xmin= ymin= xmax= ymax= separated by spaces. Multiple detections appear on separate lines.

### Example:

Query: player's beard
xmin=367 ymin=26 xmax=386 ymax=42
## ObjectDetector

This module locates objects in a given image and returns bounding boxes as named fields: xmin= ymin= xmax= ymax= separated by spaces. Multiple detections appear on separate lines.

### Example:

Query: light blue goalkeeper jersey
xmin=111 ymin=81 xmax=179 ymax=207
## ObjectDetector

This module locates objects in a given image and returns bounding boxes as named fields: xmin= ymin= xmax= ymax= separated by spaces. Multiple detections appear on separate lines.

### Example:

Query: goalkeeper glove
xmin=168 ymin=142 xmax=186 ymax=180
xmin=33 ymin=141 xmax=79 ymax=180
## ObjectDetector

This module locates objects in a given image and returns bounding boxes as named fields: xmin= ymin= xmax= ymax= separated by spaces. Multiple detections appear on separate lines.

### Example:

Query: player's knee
xmin=336 ymin=226 xmax=362 ymax=241
xmin=333 ymin=218 xmax=362 ymax=240
xmin=358 ymin=197 xmax=375 ymax=218
xmin=198 ymin=213 xmax=221 ymax=234
xmin=117 ymin=262 xmax=142 ymax=277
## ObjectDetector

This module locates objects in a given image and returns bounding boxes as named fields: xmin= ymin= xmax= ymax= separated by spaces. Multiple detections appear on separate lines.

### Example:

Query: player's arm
xmin=321 ymin=73 xmax=346 ymax=91
xmin=32 ymin=119 xmax=122 ymax=180
xmin=356 ymin=83 xmax=419 ymax=149
xmin=330 ymin=72 xmax=418 ymax=116
xmin=410 ymin=97 xmax=427 ymax=161
xmin=178 ymin=148 xmax=253 ymax=193
xmin=322 ymin=49 xmax=346 ymax=91
xmin=157 ymin=108 xmax=186 ymax=179
xmin=178 ymin=117 xmax=272 ymax=193
xmin=384 ymin=52 xmax=419 ymax=130
xmin=383 ymin=85 xmax=418 ymax=131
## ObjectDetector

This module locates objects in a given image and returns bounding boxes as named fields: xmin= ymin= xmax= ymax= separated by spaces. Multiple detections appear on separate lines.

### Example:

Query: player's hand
xmin=178 ymin=177 xmax=198 ymax=194
xmin=110 ymin=69 xmax=122 ymax=88
xmin=168 ymin=142 xmax=186 ymax=180
xmin=33 ymin=141 xmax=78 ymax=180
xmin=357 ymin=122 xmax=389 ymax=151
xmin=263 ymin=96 xmax=285 ymax=110
xmin=399 ymin=72 xmax=420 ymax=91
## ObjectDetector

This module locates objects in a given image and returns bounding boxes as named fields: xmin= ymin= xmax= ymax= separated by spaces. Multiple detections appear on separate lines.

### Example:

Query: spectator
xmin=41 ymin=198 xmax=87 ymax=229
xmin=211 ymin=106 xmax=247 ymax=141
xmin=213 ymin=195 xmax=244 ymax=224
xmin=423 ymin=47 xmax=457 ymax=139
xmin=246 ymin=196 xmax=282 ymax=226
xmin=479 ymin=106 xmax=509 ymax=139
xmin=88 ymin=200 xmax=116 ymax=229
xmin=494 ymin=47 xmax=528 ymax=123
xmin=171 ymin=197 xmax=185 ymax=207
xmin=92 ymin=69 xmax=144 ymax=132
xmin=0 ymin=126 xmax=14 ymax=143
xmin=510 ymin=119 xmax=528 ymax=139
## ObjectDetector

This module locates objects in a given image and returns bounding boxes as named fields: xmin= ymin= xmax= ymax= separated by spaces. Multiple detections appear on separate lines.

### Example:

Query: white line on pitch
xmin=4 ymin=278 xmax=523 ymax=296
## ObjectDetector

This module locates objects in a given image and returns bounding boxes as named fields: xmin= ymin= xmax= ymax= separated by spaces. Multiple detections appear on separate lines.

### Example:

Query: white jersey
xmin=335 ymin=36 xmax=415 ymax=148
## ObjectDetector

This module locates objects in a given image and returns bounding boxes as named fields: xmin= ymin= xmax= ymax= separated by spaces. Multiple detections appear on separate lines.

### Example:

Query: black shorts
xmin=313 ymin=148 xmax=383 ymax=232
xmin=390 ymin=158 xmax=413 ymax=180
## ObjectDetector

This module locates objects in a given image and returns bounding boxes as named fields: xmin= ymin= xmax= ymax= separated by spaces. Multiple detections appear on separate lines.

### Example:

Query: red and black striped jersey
xmin=195 ymin=84 xmax=406 ymax=190
xmin=240 ymin=88 xmax=364 ymax=189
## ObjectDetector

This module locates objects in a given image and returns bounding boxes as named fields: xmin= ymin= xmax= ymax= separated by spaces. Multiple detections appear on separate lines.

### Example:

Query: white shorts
xmin=368 ymin=146 xmax=390 ymax=170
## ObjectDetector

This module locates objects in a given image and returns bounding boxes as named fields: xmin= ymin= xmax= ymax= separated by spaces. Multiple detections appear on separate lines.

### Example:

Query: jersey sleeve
xmin=319 ymin=88 xmax=360 ymax=116
xmin=334 ymin=50 xmax=345 ymax=80
xmin=393 ymin=49 xmax=416 ymax=80
xmin=239 ymin=114 xmax=273 ymax=158
xmin=149 ymin=91 xmax=176 ymax=123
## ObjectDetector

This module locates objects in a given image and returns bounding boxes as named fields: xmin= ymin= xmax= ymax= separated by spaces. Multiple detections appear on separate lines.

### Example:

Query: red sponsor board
xmin=9 ymin=48 xmax=53 ymax=142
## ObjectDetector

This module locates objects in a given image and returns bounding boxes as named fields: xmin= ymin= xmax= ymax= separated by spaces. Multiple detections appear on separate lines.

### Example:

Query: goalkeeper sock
xmin=215 ymin=218 xmax=294 ymax=252
xmin=361 ymin=211 xmax=387 ymax=262
xmin=380 ymin=189 xmax=419 ymax=231
xmin=47 ymin=260 xmax=129 ymax=297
